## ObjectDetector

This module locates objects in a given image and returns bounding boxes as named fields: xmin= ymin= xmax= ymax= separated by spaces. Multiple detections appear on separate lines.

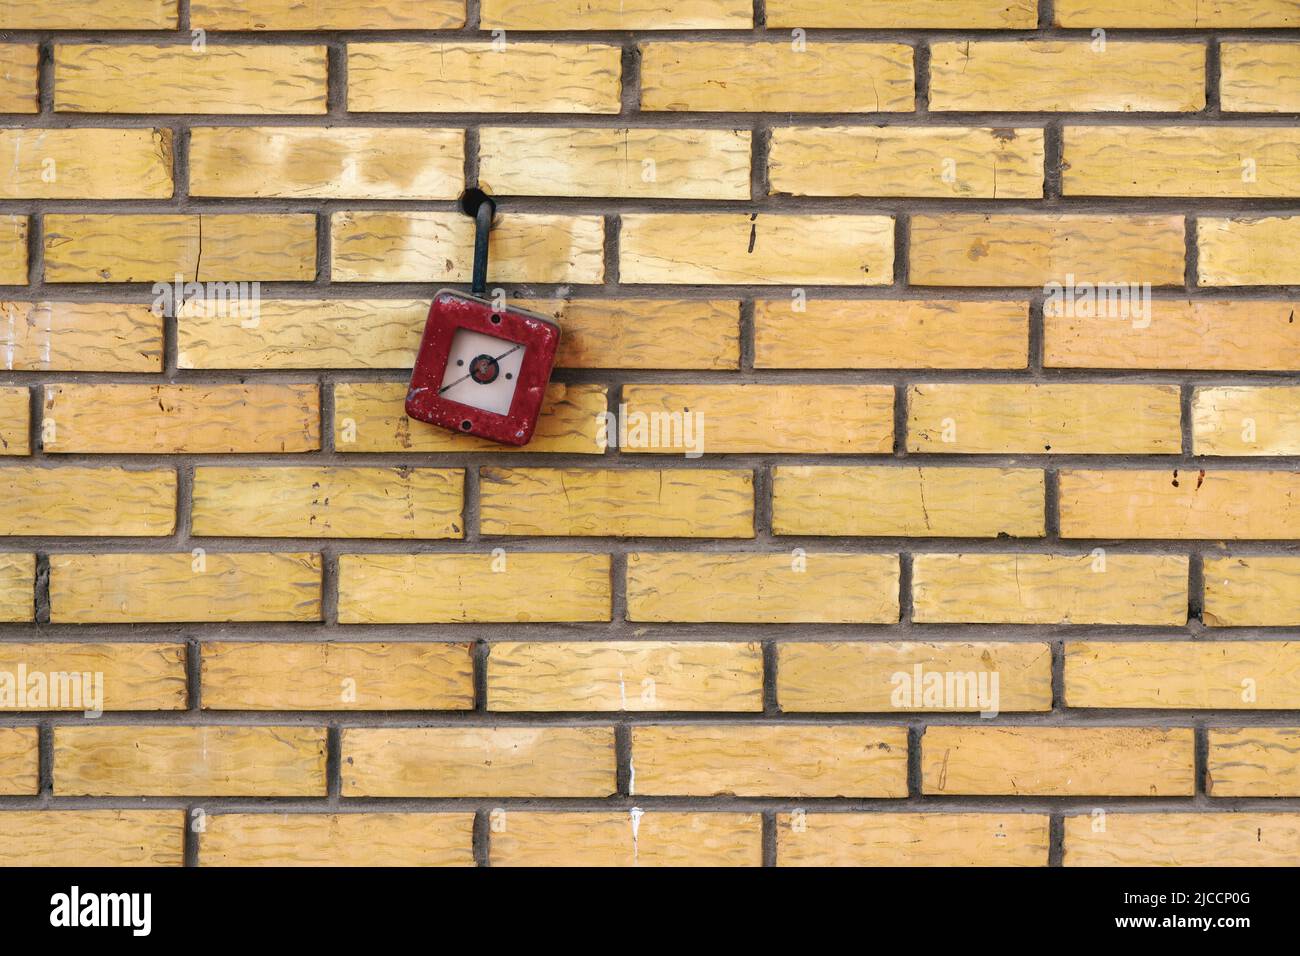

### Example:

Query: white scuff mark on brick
xmin=3 ymin=306 xmax=14 ymax=370
xmin=628 ymin=753 xmax=635 ymax=796
xmin=618 ymin=670 xmax=627 ymax=710
xmin=628 ymin=806 xmax=644 ymax=863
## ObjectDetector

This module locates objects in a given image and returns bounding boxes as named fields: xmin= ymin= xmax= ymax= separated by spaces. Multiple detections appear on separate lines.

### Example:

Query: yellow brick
xmin=0 ymin=387 xmax=28 ymax=455
xmin=43 ymin=383 xmax=319 ymax=454
xmin=0 ymin=643 xmax=185 ymax=711
xmin=771 ymin=127 xmax=1044 ymax=199
xmin=1067 ymin=641 xmax=1300 ymax=709
xmin=777 ymin=0 xmax=1036 ymax=25
xmin=620 ymin=214 xmax=894 ymax=285
xmin=488 ymin=642 xmax=763 ymax=712
xmin=343 ymin=727 xmax=615 ymax=797
xmin=1208 ymin=729 xmax=1300 ymax=797
xmin=202 ymin=643 xmax=473 ymax=711
xmin=778 ymin=813 xmax=1050 ymax=867
xmin=1057 ymin=0 xmax=1300 ymax=26
xmin=192 ymin=0 xmax=463 ymax=28
xmin=908 ymin=383 xmax=1181 ymax=454
xmin=1064 ymin=127 xmax=1300 ymax=198
xmin=1065 ymin=813 xmax=1300 ymax=866
xmin=1060 ymin=469 xmax=1300 ymax=539
xmin=626 ymin=552 xmax=899 ymax=624
xmin=1199 ymin=216 xmax=1300 ymax=285
xmin=482 ymin=0 xmax=749 ymax=28
xmin=641 ymin=42 xmax=913 ymax=112
xmin=335 ymin=382 xmax=605 ymax=454
xmin=190 ymin=127 xmax=462 ymax=200
xmin=44 ymin=214 xmax=316 ymax=283
xmin=0 ymin=45 xmax=38 ymax=114
xmin=1046 ymin=300 xmax=1300 ymax=371
xmin=201 ymin=813 xmax=474 ymax=866
xmin=332 ymin=212 xmax=603 ymax=284
xmin=50 ymin=553 xmax=321 ymax=624
xmin=55 ymin=726 xmax=327 ymax=797
xmin=1221 ymin=42 xmax=1300 ymax=112
xmin=1193 ymin=386 xmax=1300 ymax=455
xmin=0 ymin=811 xmax=182 ymax=867
xmin=621 ymin=384 xmax=893 ymax=454
xmin=0 ymin=554 xmax=33 ymax=622
xmin=532 ymin=299 xmax=740 ymax=370
xmin=0 ymin=728 xmax=37 ymax=795
xmin=479 ymin=128 xmax=750 ymax=200
xmin=910 ymin=214 xmax=1186 ymax=286
xmin=0 ymin=216 xmax=28 ymax=284
xmin=191 ymin=466 xmax=463 ymax=539
xmin=490 ymin=812 xmax=761 ymax=867
xmin=480 ymin=468 xmax=753 ymax=538
xmin=349 ymin=42 xmax=620 ymax=113
xmin=773 ymin=466 xmax=1045 ymax=537
xmin=0 ymin=129 xmax=172 ymax=199
xmin=2 ymin=0 xmax=177 ymax=28
xmin=923 ymin=727 xmax=1194 ymax=796
xmin=338 ymin=553 xmax=610 ymax=624
xmin=912 ymin=553 xmax=1189 ymax=625
xmin=778 ymin=642 xmax=1052 ymax=713
xmin=929 ymin=41 xmax=1205 ymax=112
xmin=631 ymin=725 xmax=908 ymax=797
xmin=55 ymin=44 xmax=327 ymax=114
xmin=1204 ymin=556 xmax=1300 ymax=626
xmin=755 ymin=299 xmax=1029 ymax=370
xmin=0 ymin=467 xmax=175 ymax=536
xmin=0 ymin=302 xmax=162 ymax=372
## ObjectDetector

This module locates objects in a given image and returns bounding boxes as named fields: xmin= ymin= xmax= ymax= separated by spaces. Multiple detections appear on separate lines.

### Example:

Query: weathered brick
xmin=342 ymin=727 xmax=616 ymax=797
xmin=768 ymin=0 xmax=1036 ymax=27
xmin=1057 ymin=0 xmax=1300 ymax=27
xmin=191 ymin=0 xmax=463 ymax=28
xmin=54 ymin=44 xmax=328 ymax=114
xmin=754 ymin=299 xmax=1029 ymax=369
xmin=334 ymin=382 xmax=605 ymax=454
xmin=490 ymin=812 xmax=762 ymax=866
xmin=910 ymin=214 xmax=1186 ymax=286
xmin=201 ymin=643 xmax=473 ymax=711
xmin=50 ymin=553 xmax=321 ymax=624
xmin=0 ymin=216 xmax=28 ymax=284
xmin=1066 ymin=813 xmax=1300 ymax=866
xmin=0 ymin=553 xmax=33 ymax=622
xmin=1208 ymin=729 xmax=1300 ymax=796
xmin=479 ymin=127 xmax=750 ymax=199
xmin=778 ymin=813 xmax=1050 ymax=867
xmin=626 ymin=552 xmax=899 ymax=623
xmin=0 ymin=302 xmax=162 ymax=372
xmin=778 ymin=642 xmax=1052 ymax=713
xmin=190 ymin=127 xmax=463 ymax=199
xmin=42 ymin=383 xmax=319 ymax=454
xmin=337 ymin=553 xmax=611 ymax=624
xmin=1199 ymin=216 xmax=1300 ymax=285
xmin=533 ymin=299 xmax=741 ymax=369
xmin=772 ymin=466 xmax=1045 ymax=537
xmin=631 ymin=725 xmax=908 ymax=797
xmin=348 ymin=43 xmax=621 ymax=113
xmin=620 ymin=384 xmax=893 ymax=454
xmin=200 ymin=813 xmax=474 ymax=866
xmin=1204 ymin=556 xmax=1300 ymax=626
xmin=0 ymin=45 xmax=38 ymax=114
xmin=0 ymin=811 xmax=183 ymax=867
xmin=1067 ymin=641 xmax=1300 ymax=709
xmin=191 ymin=467 xmax=463 ymax=539
xmin=44 ymin=214 xmax=317 ymax=283
xmin=912 ymin=553 xmax=1189 ymax=625
xmin=1193 ymin=386 xmax=1300 ymax=455
xmin=922 ymin=727 xmax=1195 ymax=796
xmin=1059 ymin=469 xmax=1300 ymax=539
xmin=907 ymin=383 xmax=1181 ymax=454
xmin=0 ymin=386 xmax=28 ymax=455
xmin=0 ymin=129 xmax=172 ymax=199
xmin=2 ymin=0 xmax=177 ymax=28
xmin=482 ymin=0 xmax=749 ymax=29
xmin=770 ymin=127 xmax=1044 ymax=199
xmin=929 ymin=41 xmax=1205 ymax=112
xmin=487 ymin=642 xmax=764 ymax=712
xmin=332 ymin=212 xmax=603 ymax=284
xmin=620 ymin=214 xmax=894 ymax=286
xmin=0 ymin=467 xmax=176 ymax=536
xmin=641 ymin=42 xmax=913 ymax=112
xmin=0 ymin=643 xmax=185 ymax=710
xmin=479 ymin=468 xmax=753 ymax=537
xmin=0 ymin=728 xmax=38 ymax=794
xmin=1221 ymin=42 xmax=1300 ymax=112
xmin=55 ymin=726 xmax=327 ymax=797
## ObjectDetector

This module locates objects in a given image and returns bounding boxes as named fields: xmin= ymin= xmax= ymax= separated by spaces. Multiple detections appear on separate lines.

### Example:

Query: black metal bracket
xmin=462 ymin=189 xmax=497 ymax=297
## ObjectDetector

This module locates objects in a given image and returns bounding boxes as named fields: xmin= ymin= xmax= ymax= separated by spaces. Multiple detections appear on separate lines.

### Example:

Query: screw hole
xmin=490 ymin=314 xmax=502 ymax=324
xmin=460 ymin=420 xmax=472 ymax=431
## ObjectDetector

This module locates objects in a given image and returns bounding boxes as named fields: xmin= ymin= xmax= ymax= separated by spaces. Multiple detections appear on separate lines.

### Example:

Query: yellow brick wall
xmin=0 ymin=0 xmax=1298 ymax=869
